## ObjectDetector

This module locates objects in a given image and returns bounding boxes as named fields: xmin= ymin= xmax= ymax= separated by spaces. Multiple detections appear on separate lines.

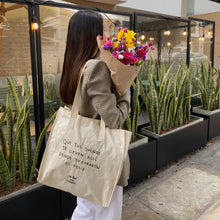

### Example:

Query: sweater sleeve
xmin=86 ymin=60 xmax=130 ymax=129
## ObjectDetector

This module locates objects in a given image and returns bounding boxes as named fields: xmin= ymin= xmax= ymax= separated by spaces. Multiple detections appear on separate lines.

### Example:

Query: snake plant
xmin=193 ymin=62 xmax=220 ymax=111
xmin=142 ymin=62 xmax=192 ymax=134
xmin=122 ymin=79 xmax=140 ymax=143
xmin=0 ymin=77 xmax=56 ymax=191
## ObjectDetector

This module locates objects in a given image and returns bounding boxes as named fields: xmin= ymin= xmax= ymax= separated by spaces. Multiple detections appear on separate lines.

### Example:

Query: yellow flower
xmin=113 ymin=42 xmax=119 ymax=49
xmin=124 ymin=30 xmax=136 ymax=48
xmin=126 ymin=42 xmax=134 ymax=49
xmin=116 ymin=29 xmax=124 ymax=41
xmin=115 ymin=28 xmax=136 ymax=48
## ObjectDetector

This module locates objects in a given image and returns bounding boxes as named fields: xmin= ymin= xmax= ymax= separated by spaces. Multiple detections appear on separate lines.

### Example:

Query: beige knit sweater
xmin=79 ymin=59 xmax=130 ymax=186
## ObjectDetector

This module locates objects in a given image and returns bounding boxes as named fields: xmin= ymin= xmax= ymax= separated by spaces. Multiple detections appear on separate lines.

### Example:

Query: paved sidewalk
xmin=122 ymin=135 xmax=220 ymax=220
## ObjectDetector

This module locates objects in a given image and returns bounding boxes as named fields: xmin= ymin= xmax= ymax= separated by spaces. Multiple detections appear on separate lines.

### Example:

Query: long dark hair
xmin=60 ymin=10 xmax=103 ymax=105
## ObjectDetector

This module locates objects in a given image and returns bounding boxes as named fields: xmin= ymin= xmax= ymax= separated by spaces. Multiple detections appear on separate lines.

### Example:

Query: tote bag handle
xmin=69 ymin=60 xmax=106 ymax=140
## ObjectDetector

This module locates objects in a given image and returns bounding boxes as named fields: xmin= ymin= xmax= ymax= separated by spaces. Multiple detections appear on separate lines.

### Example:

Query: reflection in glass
xmin=0 ymin=3 xmax=37 ymax=146
xmin=0 ymin=3 xmax=32 ymax=112
xmin=135 ymin=15 xmax=188 ymax=72
xmin=190 ymin=20 xmax=214 ymax=70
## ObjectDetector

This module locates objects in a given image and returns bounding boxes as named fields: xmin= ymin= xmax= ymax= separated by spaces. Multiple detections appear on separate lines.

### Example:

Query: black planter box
xmin=192 ymin=107 xmax=220 ymax=140
xmin=128 ymin=134 xmax=156 ymax=185
xmin=0 ymin=183 xmax=60 ymax=220
xmin=0 ymin=183 xmax=77 ymax=220
xmin=140 ymin=116 xmax=208 ymax=170
xmin=191 ymin=97 xmax=202 ymax=109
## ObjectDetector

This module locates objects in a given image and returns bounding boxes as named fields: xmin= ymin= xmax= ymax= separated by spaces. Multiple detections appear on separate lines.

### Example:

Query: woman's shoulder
xmin=83 ymin=59 xmax=110 ymax=81
xmin=85 ymin=59 xmax=109 ymax=72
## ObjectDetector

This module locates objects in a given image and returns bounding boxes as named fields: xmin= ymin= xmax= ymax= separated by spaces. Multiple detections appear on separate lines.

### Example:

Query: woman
xmin=60 ymin=10 xmax=130 ymax=220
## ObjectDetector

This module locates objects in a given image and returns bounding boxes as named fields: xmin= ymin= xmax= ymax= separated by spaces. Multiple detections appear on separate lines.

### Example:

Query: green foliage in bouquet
xmin=192 ymin=62 xmax=220 ymax=111
xmin=122 ymin=79 xmax=140 ymax=143
xmin=0 ymin=77 xmax=56 ymax=191
xmin=142 ymin=62 xmax=192 ymax=134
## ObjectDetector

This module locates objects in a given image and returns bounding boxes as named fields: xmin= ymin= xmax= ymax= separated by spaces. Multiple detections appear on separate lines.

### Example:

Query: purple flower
xmin=103 ymin=45 xmax=113 ymax=50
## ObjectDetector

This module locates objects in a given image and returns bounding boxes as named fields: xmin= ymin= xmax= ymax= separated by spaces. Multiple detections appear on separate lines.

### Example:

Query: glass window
xmin=190 ymin=19 xmax=214 ymax=69
xmin=39 ymin=6 xmax=76 ymax=119
xmin=0 ymin=2 xmax=33 ymax=118
xmin=135 ymin=14 xmax=188 ymax=72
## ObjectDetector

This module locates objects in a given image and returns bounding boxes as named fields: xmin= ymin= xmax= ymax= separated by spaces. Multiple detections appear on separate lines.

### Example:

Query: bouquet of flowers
xmin=97 ymin=28 xmax=154 ymax=97
xmin=103 ymin=28 xmax=154 ymax=66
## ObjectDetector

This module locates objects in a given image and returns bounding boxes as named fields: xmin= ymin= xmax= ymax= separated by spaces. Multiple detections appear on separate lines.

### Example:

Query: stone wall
xmin=0 ymin=21 xmax=31 ymax=77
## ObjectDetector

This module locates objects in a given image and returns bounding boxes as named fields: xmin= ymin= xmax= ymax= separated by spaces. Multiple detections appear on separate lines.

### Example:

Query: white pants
xmin=71 ymin=186 xmax=123 ymax=220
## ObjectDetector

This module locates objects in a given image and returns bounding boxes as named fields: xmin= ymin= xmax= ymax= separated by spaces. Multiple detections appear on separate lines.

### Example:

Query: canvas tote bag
xmin=37 ymin=61 xmax=132 ymax=207
xmin=97 ymin=36 xmax=141 ymax=97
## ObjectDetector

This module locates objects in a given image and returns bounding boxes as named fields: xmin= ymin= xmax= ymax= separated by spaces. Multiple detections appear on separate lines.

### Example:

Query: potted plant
xmin=139 ymin=62 xmax=208 ymax=169
xmin=0 ymin=77 xmax=66 ymax=220
xmin=123 ymin=78 xmax=156 ymax=185
xmin=192 ymin=62 xmax=220 ymax=140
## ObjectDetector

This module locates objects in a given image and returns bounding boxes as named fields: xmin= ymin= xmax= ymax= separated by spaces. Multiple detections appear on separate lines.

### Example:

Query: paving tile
xmin=195 ymin=199 xmax=220 ymax=220
xmin=184 ymin=140 xmax=220 ymax=177
xmin=122 ymin=201 xmax=165 ymax=220
xmin=137 ymin=167 xmax=220 ymax=220
xmin=123 ymin=136 xmax=220 ymax=220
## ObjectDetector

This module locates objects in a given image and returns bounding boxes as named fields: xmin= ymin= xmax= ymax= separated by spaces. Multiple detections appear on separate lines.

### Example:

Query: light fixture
xmin=137 ymin=40 xmax=141 ymax=44
xmin=31 ymin=16 xmax=39 ymax=30
xmin=183 ymin=28 xmax=187 ymax=36
xmin=208 ymin=30 xmax=212 ymax=36
xmin=167 ymin=42 xmax=171 ymax=47
xmin=140 ymin=34 xmax=145 ymax=40
xmin=164 ymin=30 xmax=171 ymax=36
xmin=199 ymin=34 xmax=205 ymax=41
xmin=149 ymin=37 xmax=154 ymax=41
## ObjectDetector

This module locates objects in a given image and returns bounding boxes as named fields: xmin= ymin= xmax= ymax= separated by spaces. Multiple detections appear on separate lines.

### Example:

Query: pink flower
xmin=118 ymin=27 xmax=122 ymax=31
xmin=104 ymin=40 xmax=113 ymax=46
xmin=123 ymin=50 xmax=133 ymax=60
xmin=148 ymin=42 xmax=153 ymax=47
xmin=121 ymin=58 xmax=130 ymax=65
xmin=136 ymin=48 xmax=146 ymax=58
xmin=112 ymin=51 xmax=118 ymax=58
xmin=130 ymin=57 xmax=139 ymax=65
xmin=151 ymin=46 xmax=155 ymax=50
xmin=143 ymin=45 xmax=148 ymax=50
xmin=107 ymin=37 xmax=110 ymax=41
xmin=99 ymin=36 xmax=103 ymax=40
xmin=124 ymin=28 xmax=128 ymax=33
